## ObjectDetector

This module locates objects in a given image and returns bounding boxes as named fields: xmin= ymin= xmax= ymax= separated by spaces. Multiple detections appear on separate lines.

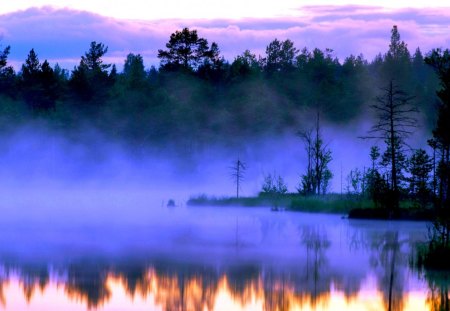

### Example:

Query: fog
xmin=0 ymin=113 xmax=432 ymax=212
xmin=0 ymin=123 xmax=432 ymax=310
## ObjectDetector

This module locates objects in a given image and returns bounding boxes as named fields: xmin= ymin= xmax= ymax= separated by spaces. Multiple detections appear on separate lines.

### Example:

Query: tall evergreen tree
xmin=20 ymin=50 xmax=58 ymax=111
xmin=380 ymin=25 xmax=412 ymax=91
xmin=122 ymin=53 xmax=146 ymax=89
xmin=38 ymin=60 xmax=58 ymax=110
xmin=230 ymin=50 xmax=261 ymax=80
xmin=70 ymin=41 xmax=112 ymax=104
xmin=408 ymin=149 xmax=432 ymax=206
xmin=0 ymin=45 xmax=15 ymax=96
xmin=20 ymin=49 xmax=42 ymax=110
xmin=264 ymin=39 xmax=298 ymax=74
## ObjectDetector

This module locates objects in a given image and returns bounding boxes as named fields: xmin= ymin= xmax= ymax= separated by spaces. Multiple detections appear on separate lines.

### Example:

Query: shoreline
xmin=187 ymin=194 xmax=434 ymax=221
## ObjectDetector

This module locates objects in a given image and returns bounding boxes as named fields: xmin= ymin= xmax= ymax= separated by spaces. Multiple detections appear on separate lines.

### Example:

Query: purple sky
xmin=1 ymin=5 xmax=449 ymax=70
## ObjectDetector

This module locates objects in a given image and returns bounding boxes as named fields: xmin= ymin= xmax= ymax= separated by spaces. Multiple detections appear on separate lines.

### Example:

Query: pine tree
xmin=408 ymin=149 xmax=432 ymax=207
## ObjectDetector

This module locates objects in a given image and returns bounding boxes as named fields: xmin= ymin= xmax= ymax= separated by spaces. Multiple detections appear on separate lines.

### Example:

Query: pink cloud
xmin=1 ymin=6 xmax=449 ymax=70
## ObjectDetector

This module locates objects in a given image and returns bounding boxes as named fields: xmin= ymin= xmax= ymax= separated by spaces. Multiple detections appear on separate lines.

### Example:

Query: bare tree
xmin=298 ymin=129 xmax=314 ymax=194
xmin=230 ymin=158 xmax=246 ymax=198
xmin=362 ymin=80 xmax=417 ymax=211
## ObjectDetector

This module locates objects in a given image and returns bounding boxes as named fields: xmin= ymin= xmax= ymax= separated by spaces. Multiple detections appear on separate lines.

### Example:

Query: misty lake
xmin=0 ymin=205 xmax=447 ymax=311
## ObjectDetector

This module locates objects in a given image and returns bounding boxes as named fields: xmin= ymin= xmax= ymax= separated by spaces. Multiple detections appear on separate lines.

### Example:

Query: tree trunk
xmin=388 ymin=81 xmax=399 ymax=211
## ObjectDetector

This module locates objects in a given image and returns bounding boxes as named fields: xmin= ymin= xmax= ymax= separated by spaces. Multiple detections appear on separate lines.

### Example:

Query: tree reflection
xmin=150 ymin=263 xmax=219 ymax=311
xmin=424 ymin=272 xmax=450 ymax=311
xmin=0 ymin=242 xmax=428 ymax=311
xmin=370 ymin=231 xmax=405 ymax=311
xmin=18 ymin=265 xmax=49 ymax=303
xmin=301 ymin=226 xmax=331 ymax=307
xmin=65 ymin=262 xmax=111 ymax=309
xmin=0 ymin=279 xmax=6 ymax=307
xmin=117 ymin=264 xmax=150 ymax=298
xmin=227 ymin=265 xmax=260 ymax=305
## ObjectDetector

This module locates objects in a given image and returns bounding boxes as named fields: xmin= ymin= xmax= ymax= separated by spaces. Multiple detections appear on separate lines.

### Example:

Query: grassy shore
xmin=187 ymin=193 xmax=375 ymax=214
xmin=187 ymin=193 xmax=434 ymax=219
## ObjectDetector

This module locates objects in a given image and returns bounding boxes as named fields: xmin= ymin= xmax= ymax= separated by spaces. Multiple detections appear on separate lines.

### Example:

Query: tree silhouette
xmin=425 ymin=49 xmax=450 ymax=207
xmin=158 ymin=28 xmax=219 ymax=72
xmin=230 ymin=159 xmax=246 ymax=198
xmin=70 ymin=41 xmax=112 ymax=103
xmin=408 ymin=149 xmax=432 ymax=207
xmin=363 ymin=80 xmax=417 ymax=213
xmin=0 ymin=45 xmax=15 ymax=96
xmin=263 ymin=39 xmax=298 ymax=74
xmin=122 ymin=53 xmax=146 ymax=89
xmin=298 ymin=113 xmax=333 ymax=195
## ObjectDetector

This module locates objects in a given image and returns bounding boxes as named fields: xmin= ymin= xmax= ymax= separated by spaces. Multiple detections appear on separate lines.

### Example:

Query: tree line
xmin=0 ymin=26 xmax=439 ymax=151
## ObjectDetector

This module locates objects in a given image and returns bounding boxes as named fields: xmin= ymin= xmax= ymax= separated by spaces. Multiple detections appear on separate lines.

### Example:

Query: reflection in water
xmin=0 ymin=260 xmax=434 ymax=311
xmin=423 ymin=271 xmax=450 ymax=311
xmin=301 ymin=226 xmax=331 ymax=307
xmin=0 ymin=209 xmax=444 ymax=310
xmin=2 ymin=269 xmax=432 ymax=310
xmin=370 ymin=231 xmax=405 ymax=311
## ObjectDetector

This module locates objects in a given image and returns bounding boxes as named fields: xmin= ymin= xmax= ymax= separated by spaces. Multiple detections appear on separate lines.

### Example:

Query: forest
xmin=0 ymin=26 xmax=440 ymax=149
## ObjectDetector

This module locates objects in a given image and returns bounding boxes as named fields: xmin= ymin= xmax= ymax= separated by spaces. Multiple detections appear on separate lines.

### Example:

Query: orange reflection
xmin=0 ymin=269 xmax=436 ymax=311
xmin=0 ymin=280 xmax=7 ymax=307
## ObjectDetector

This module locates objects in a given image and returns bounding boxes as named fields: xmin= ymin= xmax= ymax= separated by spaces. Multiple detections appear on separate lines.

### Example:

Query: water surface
xmin=0 ymin=206 xmax=447 ymax=310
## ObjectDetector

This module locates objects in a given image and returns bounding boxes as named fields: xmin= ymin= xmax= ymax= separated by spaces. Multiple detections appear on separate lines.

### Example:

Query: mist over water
xmin=0 ymin=123 xmax=441 ymax=310
xmin=0 ymin=113 xmax=433 ymax=211
xmin=0 ymin=121 xmax=430 ymax=259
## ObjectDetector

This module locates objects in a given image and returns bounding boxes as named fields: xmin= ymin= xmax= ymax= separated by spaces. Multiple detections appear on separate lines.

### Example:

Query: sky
xmin=1 ymin=1 xmax=450 ymax=69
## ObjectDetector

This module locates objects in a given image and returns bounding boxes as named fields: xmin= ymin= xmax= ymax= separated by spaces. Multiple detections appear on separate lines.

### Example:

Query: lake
xmin=0 ymin=206 xmax=447 ymax=310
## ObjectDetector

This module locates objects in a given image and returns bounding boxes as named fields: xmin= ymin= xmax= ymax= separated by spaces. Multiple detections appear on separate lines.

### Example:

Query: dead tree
xmin=230 ymin=158 xmax=246 ymax=198
xmin=362 ymin=80 xmax=417 ymax=212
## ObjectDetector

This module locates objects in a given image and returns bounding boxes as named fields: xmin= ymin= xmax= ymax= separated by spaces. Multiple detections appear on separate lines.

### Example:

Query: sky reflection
xmin=0 ymin=266 xmax=437 ymax=311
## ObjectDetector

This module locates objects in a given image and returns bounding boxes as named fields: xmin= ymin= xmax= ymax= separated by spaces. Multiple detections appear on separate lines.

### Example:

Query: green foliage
xmin=81 ymin=41 xmax=111 ymax=72
xmin=20 ymin=50 xmax=59 ymax=111
xmin=0 ymin=45 xmax=15 ymax=96
xmin=346 ymin=168 xmax=362 ymax=194
xmin=263 ymin=39 xmax=298 ymax=74
xmin=187 ymin=193 xmax=374 ymax=214
xmin=370 ymin=170 xmax=391 ymax=209
xmin=291 ymin=194 xmax=374 ymax=213
xmin=157 ymin=28 xmax=219 ymax=72
xmin=418 ymin=214 xmax=450 ymax=270
xmin=370 ymin=146 xmax=380 ymax=170
xmin=70 ymin=41 xmax=112 ymax=104
xmin=230 ymin=50 xmax=261 ymax=80
xmin=261 ymin=173 xmax=288 ymax=195
xmin=0 ymin=26 xmax=441 ymax=157
xmin=298 ymin=114 xmax=333 ymax=195
xmin=122 ymin=53 xmax=147 ymax=89
xmin=380 ymin=135 xmax=408 ymax=188
xmin=415 ymin=48 xmax=450 ymax=272
xmin=408 ymin=149 xmax=432 ymax=207
xmin=364 ymin=79 xmax=417 ymax=212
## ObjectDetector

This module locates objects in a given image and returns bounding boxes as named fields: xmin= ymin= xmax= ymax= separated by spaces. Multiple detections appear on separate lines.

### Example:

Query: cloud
xmin=1 ymin=6 xmax=450 ymax=70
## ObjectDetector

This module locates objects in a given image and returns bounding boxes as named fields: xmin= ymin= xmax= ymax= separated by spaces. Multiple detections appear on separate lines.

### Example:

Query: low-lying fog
xmin=1 ymin=116 xmax=431 ymax=209
xmin=0 ymin=121 xmax=431 ymax=268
